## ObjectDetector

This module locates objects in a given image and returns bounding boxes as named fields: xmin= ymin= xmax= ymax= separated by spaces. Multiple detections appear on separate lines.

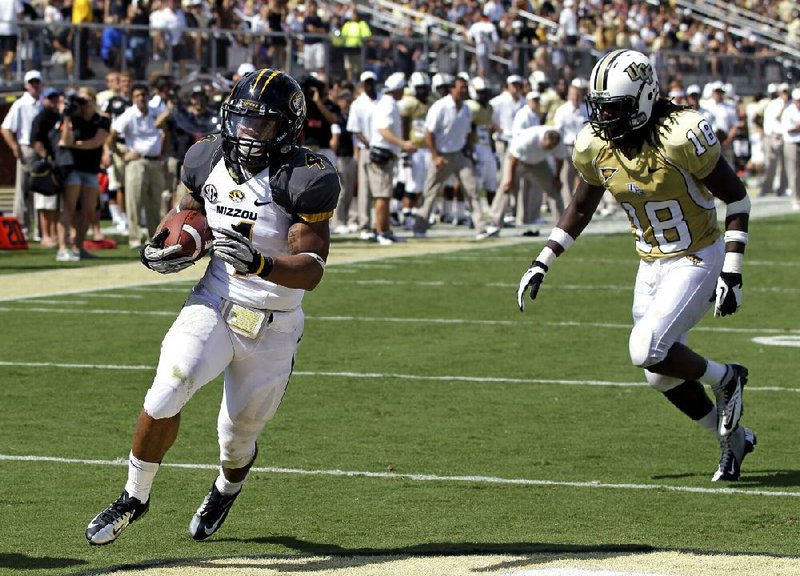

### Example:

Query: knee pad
xmin=644 ymin=369 xmax=683 ymax=392
xmin=143 ymin=380 xmax=190 ymax=420
xmin=629 ymin=320 xmax=666 ymax=368
xmin=218 ymin=419 xmax=260 ymax=469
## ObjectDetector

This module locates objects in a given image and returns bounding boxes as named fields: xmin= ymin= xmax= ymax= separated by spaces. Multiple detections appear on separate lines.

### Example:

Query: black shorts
xmin=0 ymin=35 xmax=18 ymax=53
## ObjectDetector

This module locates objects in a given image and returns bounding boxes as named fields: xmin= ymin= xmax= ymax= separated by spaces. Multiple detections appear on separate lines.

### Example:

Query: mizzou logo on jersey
xmin=305 ymin=153 xmax=325 ymax=170
xmin=216 ymin=205 xmax=258 ymax=220
xmin=229 ymin=189 xmax=245 ymax=203
xmin=624 ymin=62 xmax=654 ymax=85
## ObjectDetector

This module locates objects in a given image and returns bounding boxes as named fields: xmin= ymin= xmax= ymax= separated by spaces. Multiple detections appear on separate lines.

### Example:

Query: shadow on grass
xmin=0 ymin=552 xmax=87 ymax=570
xmin=652 ymin=468 xmax=800 ymax=488
xmin=62 ymin=539 xmax=656 ymax=575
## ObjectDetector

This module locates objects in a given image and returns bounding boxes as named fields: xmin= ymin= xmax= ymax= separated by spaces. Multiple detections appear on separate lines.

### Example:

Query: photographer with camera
xmin=57 ymin=87 xmax=111 ymax=260
xmin=301 ymin=75 xmax=340 ymax=163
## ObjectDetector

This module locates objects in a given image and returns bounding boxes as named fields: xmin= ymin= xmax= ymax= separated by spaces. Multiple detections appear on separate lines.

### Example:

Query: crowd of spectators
xmin=1 ymin=0 xmax=798 ymax=252
xmin=1 ymin=0 xmax=797 ymax=90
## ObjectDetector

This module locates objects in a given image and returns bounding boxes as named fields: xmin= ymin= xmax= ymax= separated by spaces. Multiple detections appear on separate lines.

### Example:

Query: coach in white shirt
xmin=1 ymin=69 xmax=43 ymax=236
xmin=367 ymin=72 xmax=416 ymax=244
xmin=481 ymin=126 xmax=565 ymax=238
xmin=107 ymin=83 xmax=168 ymax=248
xmin=760 ymin=83 xmax=789 ymax=197
xmin=552 ymin=77 xmax=589 ymax=204
xmin=780 ymin=88 xmax=800 ymax=210
xmin=346 ymin=71 xmax=380 ymax=236
xmin=703 ymin=81 xmax=739 ymax=166
xmin=414 ymin=76 xmax=487 ymax=239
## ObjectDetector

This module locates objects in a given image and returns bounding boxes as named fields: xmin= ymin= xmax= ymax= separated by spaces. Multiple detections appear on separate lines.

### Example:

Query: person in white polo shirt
xmin=367 ymin=72 xmax=416 ymax=245
xmin=480 ymin=126 xmax=565 ymax=239
xmin=552 ymin=77 xmax=588 ymax=206
xmin=413 ymin=75 xmax=487 ymax=239
xmin=1 ymin=69 xmax=43 ymax=239
xmin=106 ymin=82 xmax=169 ymax=249
xmin=780 ymin=88 xmax=800 ymax=210
xmin=760 ymin=83 xmax=789 ymax=197
xmin=346 ymin=70 xmax=380 ymax=238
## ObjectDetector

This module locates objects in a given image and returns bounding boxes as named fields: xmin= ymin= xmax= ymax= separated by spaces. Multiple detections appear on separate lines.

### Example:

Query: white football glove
xmin=212 ymin=228 xmax=263 ymax=274
xmin=140 ymin=229 xmax=196 ymax=274
xmin=517 ymin=260 xmax=549 ymax=312
xmin=713 ymin=271 xmax=743 ymax=317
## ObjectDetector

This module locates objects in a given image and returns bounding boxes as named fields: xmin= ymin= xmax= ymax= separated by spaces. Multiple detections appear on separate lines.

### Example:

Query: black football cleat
xmin=712 ymin=427 xmax=757 ymax=482
xmin=86 ymin=490 xmax=150 ymax=545
xmin=189 ymin=482 xmax=241 ymax=541
xmin=715 ymin=363 xmax=747 ymax=437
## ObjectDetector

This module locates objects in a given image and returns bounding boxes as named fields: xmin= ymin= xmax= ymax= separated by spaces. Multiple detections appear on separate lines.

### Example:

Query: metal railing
xmin=7 ymin=20 xmax=797 ymax=97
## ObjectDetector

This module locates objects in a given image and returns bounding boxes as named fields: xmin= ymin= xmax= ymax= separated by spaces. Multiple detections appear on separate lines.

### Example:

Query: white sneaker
xmin=475 ymin=225 xmax=500 ymax=240
xmin=376 ymin=233 xmax=395 ymax=246
xmin=359 ymin=229 xmax=377 ymax=242
xmin=56 ymin=249 xmax=80 ymax=262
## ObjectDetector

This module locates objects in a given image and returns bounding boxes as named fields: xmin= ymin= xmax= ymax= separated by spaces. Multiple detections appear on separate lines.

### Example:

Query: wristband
xmin=723 ymin=230 xmax=749 ymax=245
xmin=299 ymin=251 xmax=326 ymax=271
xmin=725 ymin=196 xmax=751 ymax=216
xmin=548 ymin=227 xmax=575 ymax=251
xmin=254 ymin=255 xmax=274 ymax=279
xmin=535 ymin=246 xmax=557 ymax=268
xmin=722 ymin=251 xmax=743 ymax=274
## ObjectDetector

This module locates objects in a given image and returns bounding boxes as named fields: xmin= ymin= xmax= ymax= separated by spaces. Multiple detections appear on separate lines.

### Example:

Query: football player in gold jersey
xmin=517 ymin=50 xmax=755 ymax=482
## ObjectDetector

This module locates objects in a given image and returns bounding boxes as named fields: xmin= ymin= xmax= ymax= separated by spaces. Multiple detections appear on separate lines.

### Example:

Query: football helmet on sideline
xmin=587 ymin=49 xmax=659 ymax=142
xmin=221 ymin=69 xmax=306 ymax=168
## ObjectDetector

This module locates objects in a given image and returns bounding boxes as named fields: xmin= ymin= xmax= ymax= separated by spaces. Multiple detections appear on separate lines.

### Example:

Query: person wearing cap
xmin=685 ymin=84 xmax=713 ymax=126
xmin=780 ymin=88 xmax=800 ymax=210
xmin=414 ymin=76 xmax=488 ymax=240
xmin=30 ymin=87 xmax=64 ymax=251
xmin=1 ymin=70 xmax=43 ymax=241
xmin=509 ymin=90 xmax=544 ymax=224
xmin=552 ymin=77 xmax=589 ymax=207
xmin=490 ymin=74 xmax=525 ymax=172
xmin=398 ymin=71 xmax=432 ymax=229
xmin=367 ymin=72 xmax=416 ymax=245
xmin=704 ymin=82 xmax=739 ymax=166
xmin=512 ymin=90 xmax=542 ymax=135
xmin=99 ymin=71 xmax=133 ymax=233
xmin=760 ymin=83 xmax=790 ymax=197
xmin=347 ymin=70 xmax=380 ymax=238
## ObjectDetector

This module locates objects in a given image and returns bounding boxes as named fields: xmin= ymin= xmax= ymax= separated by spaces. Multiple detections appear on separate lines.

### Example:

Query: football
xmin=161 ymin=209 xmax=214 ymax=260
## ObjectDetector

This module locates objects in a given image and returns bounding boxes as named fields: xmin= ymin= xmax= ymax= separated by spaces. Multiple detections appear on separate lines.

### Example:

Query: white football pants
xmin=143 ymin=284 xmax=304 ymax=468
xmin=630 ymin=239 xmax=724 ymax=391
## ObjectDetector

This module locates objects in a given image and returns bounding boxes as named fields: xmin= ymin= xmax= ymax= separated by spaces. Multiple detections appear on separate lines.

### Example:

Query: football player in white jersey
xmin=516 ymin=50 xmax=756 ymax=482
xmin=86 ymin=69 xmax=341 ymax=545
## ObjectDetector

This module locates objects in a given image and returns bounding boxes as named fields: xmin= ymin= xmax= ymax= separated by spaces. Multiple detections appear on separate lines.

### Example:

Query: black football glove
xmin=140 ymin=229 xmax=196 ymax=274
xmin=212 ymin=228 xmax=268 ymax=275
xmin=713 ymin=271 xmax=743 ymax=317
xmin=517 ymin=260 xmax=549 ymax=312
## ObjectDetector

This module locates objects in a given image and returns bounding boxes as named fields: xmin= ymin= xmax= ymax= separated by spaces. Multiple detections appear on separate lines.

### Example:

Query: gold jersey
xmin=399 ymin=94 xmax=430 ymax=148
xmin=466 ymin=99 xmax=494 ymax=147
xmin=573 ymin=109 xmax=722 ymax=260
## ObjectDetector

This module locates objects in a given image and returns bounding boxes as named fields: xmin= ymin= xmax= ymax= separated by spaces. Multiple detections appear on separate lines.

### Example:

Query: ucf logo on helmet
xmin=625 ymin=62 xmax=654 ymax=85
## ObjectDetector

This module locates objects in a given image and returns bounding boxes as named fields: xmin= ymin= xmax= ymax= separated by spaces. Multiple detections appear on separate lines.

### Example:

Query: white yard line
xmin=1 ymin=360 xmax=798 ymax=393
xmin=2 ymin=306 xmax=797 ymax=336
xmin=1 ymin=452 xmax=798 ymax=498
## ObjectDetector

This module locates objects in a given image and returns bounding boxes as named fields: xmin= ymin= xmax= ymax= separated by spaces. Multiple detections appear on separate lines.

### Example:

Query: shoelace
xmin=98 ymin=495 xmax=136 ymax=523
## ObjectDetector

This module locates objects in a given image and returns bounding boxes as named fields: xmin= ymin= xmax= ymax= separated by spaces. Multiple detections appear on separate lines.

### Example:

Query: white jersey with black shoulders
xmin=181 ymin=134 xmax=341 ymax=311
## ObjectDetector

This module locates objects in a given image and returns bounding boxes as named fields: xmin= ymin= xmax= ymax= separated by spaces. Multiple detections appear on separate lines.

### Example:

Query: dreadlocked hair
xmin=643 ymin=98 xmax=691 ymax=149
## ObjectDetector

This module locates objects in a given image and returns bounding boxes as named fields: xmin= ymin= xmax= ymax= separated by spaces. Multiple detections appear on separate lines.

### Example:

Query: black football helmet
xmin=221 ymin=69 xmax=306 ymax=168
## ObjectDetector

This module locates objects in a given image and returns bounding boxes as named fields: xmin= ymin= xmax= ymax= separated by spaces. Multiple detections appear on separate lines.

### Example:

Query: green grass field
xmin=1 ymin=214 xmax=799 ymax=575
